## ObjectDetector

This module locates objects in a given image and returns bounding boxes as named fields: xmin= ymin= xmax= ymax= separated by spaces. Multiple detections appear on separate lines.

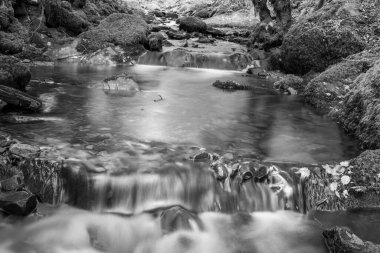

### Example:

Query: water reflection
xmin=1 ymin=63 xmax=359 ymax=164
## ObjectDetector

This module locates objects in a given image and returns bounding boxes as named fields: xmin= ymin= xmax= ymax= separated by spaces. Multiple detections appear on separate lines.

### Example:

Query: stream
xmin=0 ymin=62 xmax=379 ymax=253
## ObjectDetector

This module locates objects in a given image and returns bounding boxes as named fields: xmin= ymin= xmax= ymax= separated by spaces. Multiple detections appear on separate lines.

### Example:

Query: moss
xmin=146 ymin=32 xmax=164 ymax=52
xmin=76 ymin=13 xmax=148 ymax=54
xmin=281 ymin=22 xmax=365 ymax=74
xmin=273 ymin=74 xmax=304 ymax=93
xmin=179 ymin=16 xmax=207 ymax=33
xmin=278 ymin=0 xmax=380 ymax=75
xmin=334 ymin=60 xmax=380 ymax=148
xmin=43 ymin=0 xmax=89 ymax=35
xmin=0 ymin=55 xmax=31 ymax=90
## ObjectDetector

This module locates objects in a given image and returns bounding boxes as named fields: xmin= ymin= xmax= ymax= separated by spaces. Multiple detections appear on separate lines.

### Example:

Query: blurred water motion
xmin=1 ymin=63 xmax=359 ymax=164
xmin=0 ymin=208 xmax=327 ymax=253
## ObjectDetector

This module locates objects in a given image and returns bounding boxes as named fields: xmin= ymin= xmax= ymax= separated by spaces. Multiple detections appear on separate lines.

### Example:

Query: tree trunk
xmin=252 ymin=0 xmax=272 ymax=22
xmin=269 ymin=0 xmax=292 ymax=29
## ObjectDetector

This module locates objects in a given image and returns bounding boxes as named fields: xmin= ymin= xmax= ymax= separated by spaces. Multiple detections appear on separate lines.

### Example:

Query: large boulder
xmin=76 ymin=13 xmax=148 ymax=58
xmin=0 ymin=2 xmax=28 ymax=55
xmin=178 ymin=16 xmax=207 ymax=33
xmin=280 ymin=0 xmax=372 ymax=75
xmin=303 ymin=47 xmax=380 ymax=111
xmin=334 ymin=59 xmax=380 ymax=148
xmin=0 ymin=55 xmax=31 ymax=90
xmin=42 ymin=0 xmax=89 ymax=35
xmin=323 ymin=227 xmax=380 ymax=253
xmin=146 ymin=32 xmax=164 ymax=51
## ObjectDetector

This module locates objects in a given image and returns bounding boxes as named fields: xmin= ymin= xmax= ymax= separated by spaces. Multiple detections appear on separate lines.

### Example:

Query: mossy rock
xmin=333 ymin=59 xmax=380 ymax=148
xmin=281 ymin=21 xmax=365 ymax=75
xmin=302 ymin=45 xmax=379 ymax=111
xmin=0 ymin=31 xmax=24 ymax=54
xmin=43 ymin=0 xmax=89 ymax=35
xmin=76 ymin=13 xmax=148 ymax=55
xmin=178 ymin=16 xmax=207 ymax=33
xmin=146 ymin=32 xmax=164 ymax=52
xmin=0 ymin=55 xmax=31 ymax=90
xmin=280 ymin=0 xmax=371 ymax=75
xmin=274 ymin=74 xmax=304 ymax=94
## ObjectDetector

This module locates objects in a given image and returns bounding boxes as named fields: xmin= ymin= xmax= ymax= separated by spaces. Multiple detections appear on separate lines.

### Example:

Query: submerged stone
xmin=212 ymin=80 xmax=250 ymax=90
xmin=103 ymin=75 xmax=140 ymax=97
xmin=160 ymin=205 xmax=203 ymax=234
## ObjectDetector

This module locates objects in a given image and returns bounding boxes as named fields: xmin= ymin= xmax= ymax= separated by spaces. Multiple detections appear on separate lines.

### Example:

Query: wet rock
xmin=0 ymin=115 xmax=63 ymax=124
xmin=0 ymin=191 xmax=37 ymax=216
xmin=9 ymin=143 xmax=40 ymax=159
xmin=205 ymin=27 xmax=225 ymax=37
xmin=0 ymin=175 xmax=22 ymax=192
xmin=146 ymin=32 xmax=164 ymax=51
xmin=19 ymin=159 xmax=63 ymax=204
xmin=77 ymin=13 xmax=148 ymax=57
xmin=0 ymin=131 xmax=12 ymax=147
xmin=0 ymin=85 xmax=42 ymax=111
xmin=323 ymin=227 xmax=380 ymax=253
xmin=257 ymin=71 xmax=270 ymax=79
xmin=151 ymin=10 xmax=165 ymax=18
xmin=103 ymin=75 xmax=140 ymax=97
xmin=138 ymin=49 xmax=252 ymax=71
xmin=180 ymin=39 xmax=188 ymax=47
xmin=212 ymin=80 xmax=250 ymax=90
xmin=193 ymin=152 xmax=213 ymax=162
xmin=256 ymin=165 xmax=269 ymax=180
xmin=273 ymin=74 xmax=304 ymax=95
xmin=166 ymin=12 xmax=178 ymax=19
xmin=42 ymin=0 xmax=89 ymax=35
xmin=150 ymin=25 xmax=175 ymax=33
xmin=280 ymin=1 xmax=367 ymax=75
xmin=194 ymin=9 xmax=210 ymax=19
xmin=79 ymin=46 xmax=128 ymax=65
xmin=238 ymin=162 xmax=255 ymax=181
xmin=210 ymin=162 xmax=228 ymax=180
xmin=144 ymin=14 xmax=155 ymax=24
xmin=198 ymin=37 xmax=215 ymax=44
xmin=0 ymin=55 xmax=31 ymax=91
xmin=160 ymin=206 xmax=203 ymax=234
xmin=166 ymin=30 xmax=190 ymax=40
xmin=179 ymin=16 xmax=207 ymax=33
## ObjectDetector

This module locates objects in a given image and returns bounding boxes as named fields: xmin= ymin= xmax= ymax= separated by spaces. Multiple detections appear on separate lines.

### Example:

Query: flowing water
xmin=0 ymin=63 xmax=377 ymax=253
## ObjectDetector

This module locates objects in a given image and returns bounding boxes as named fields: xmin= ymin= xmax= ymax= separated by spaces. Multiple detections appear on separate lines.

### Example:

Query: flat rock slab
xmin=9 ymin=143 xmax=40 ymax=159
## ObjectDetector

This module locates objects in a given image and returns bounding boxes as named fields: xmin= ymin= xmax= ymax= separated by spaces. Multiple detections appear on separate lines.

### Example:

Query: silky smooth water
xmin=0 ymin=63 xmax=372 ymax=253
xmin=1 ymin=63 xmax=359 ymax=164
